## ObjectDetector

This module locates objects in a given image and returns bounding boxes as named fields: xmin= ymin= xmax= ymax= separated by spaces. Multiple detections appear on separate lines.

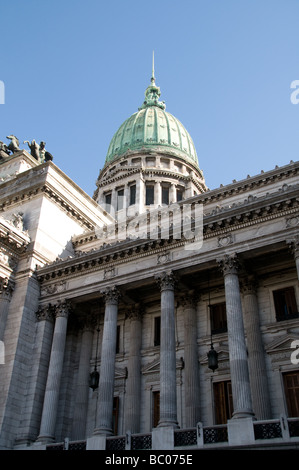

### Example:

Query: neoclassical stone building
xmin=0 ymin=68 xmax=299 ymax=450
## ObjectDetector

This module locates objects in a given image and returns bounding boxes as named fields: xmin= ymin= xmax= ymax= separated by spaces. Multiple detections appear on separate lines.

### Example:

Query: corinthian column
xmin=182 ymin=294 xmax=200 ymax=427
xmin=155 ymin=271 xmax=178 ymax=428
xmin=37 ymin=300 xmax=72 ymax=443
xmin=218 ymin=255 xmax=254 ymax=419
xmin=124 ymin=305 xmax=142 ymax=433
xmin=241 ymin=277 xmax=271 ymax=420
xmin=94 ymin=287 xmax=120 ymax=436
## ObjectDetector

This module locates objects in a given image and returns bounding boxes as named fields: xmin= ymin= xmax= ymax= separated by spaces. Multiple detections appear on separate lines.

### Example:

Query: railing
xmin=106 ymin=435 xmax=126 ymax=450
xmin=203 ymin=425 xmax=228 ymax=444
xmin=44 ymin=417 xmax=299 ymax=450
xmin=288 ymin=418 xmax=299 ymax=437
xmin=131 ymin=433 xmax=152 ymax=450
xmin=254 ymin=420 xmax=282 ymax=440
xmin=174 ymin=428 xmax=197 ymax=447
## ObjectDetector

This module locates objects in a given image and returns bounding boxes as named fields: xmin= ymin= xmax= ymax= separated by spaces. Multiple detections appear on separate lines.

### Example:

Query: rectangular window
xmin=210 ymin=302 xmax=227 ymax=334
xmin=153 ymin=391 xmax=160 ymax=428
xmin=162 ymin=186 xmax=169 ymax=205
xmin=129 ymin=184 xmax=136 ymax=206
xmin=105 ymin=193 xmax=112 ymax=211
xmin=146 ymin=185 xmax=154 ymax=205
xmin=283 ymin=371 xmax=299 ymax=417
xmin=154 ymin=316 xmax=161 ymax=346
xmin=273 ymin=286 xmax=298 ymax=321
xmin=117 ymin=188 xmax=124 ymax=211
xmin=176 ymin=189 xmax=183 ymax=202
xmin=213 ymin=381 xmax=233 ymax=424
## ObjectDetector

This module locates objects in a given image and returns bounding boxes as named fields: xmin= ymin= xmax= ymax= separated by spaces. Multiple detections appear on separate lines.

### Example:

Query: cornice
xmin=0 ymin=218 xmax=30 ymax=253
xmin=36 ymin=184 xmax=299 ymax=284
xmin=197 ymin=160 xmax=299 ymax=204
xmin=0 ymin=178 xmax=95 ymax=231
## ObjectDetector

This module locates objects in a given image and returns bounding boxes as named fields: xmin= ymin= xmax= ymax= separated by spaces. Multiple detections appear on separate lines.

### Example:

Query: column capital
xmin=287 ymin=235 xmax=299 ymax=259
xmin=179 ymin=290 xmax=198 ymax=308
xmin=102 ymin=286 xmax=121 ymax=305
xmin=36 ymin=304 xmax=55 ymax=323
xmin=0 ymin=277 xmax=15 ymax=300
xmin=77 ymin=313 xmax=99 ymax=332
xmin=55 ymin=299 xmax=72 ymax=319
xmin=155 ymin=270 xmax=177 ymax=291
xmin=126 ymin=303 xmax=143 ymax=321
xmin=217 ymin=253 xmax=240 ymax=276
xmin=240 ymin=276 xmax=258 ymax=295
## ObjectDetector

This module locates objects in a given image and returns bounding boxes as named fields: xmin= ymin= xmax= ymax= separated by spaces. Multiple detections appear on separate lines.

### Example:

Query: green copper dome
xmin=104 ymin=63 xmax=199 ymax=168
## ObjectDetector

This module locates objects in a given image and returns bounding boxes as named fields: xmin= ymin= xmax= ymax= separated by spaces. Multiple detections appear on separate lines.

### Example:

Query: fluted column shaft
xmin=37 ymin=301 xmax=71 ymax=442
xmin=218 ymin=255 xmax=254 ymax=419
xmin=156 ymin=272 xmax=178 ymax=428
xmin=242 ymin=278 xmax=271 ymax=419
xmin=183 ymin=295 xmax=200 ymax=427
xmin=94 ymin=287 xmax=120 ymax=436
xmin=72 ymin=321 xmax=94 ymax=440
xmin=124 ymin=306 xmax=142 ymax=433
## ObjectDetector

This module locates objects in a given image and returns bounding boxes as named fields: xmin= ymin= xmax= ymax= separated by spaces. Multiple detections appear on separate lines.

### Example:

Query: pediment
xmin=115 ymin=366 xmax=127 ymax=379
xmin=265 ymin=333 xmax=299 ymax=355
xmin=142 ymin=357 xmax=184 ymax=375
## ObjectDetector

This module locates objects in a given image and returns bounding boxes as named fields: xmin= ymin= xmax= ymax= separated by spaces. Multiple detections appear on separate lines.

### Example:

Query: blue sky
xmin=0 ymin=0 xmax=299 ymax=196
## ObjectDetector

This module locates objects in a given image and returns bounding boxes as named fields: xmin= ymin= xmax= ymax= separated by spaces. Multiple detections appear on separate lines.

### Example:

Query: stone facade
xmin=0 ymin=121 xmax=299 ymax=449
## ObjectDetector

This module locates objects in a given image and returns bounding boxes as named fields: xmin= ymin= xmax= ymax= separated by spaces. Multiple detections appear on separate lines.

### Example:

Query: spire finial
xmin=139 ymin=51 xmax=166 ymax=110
xmin=151 ymin=50 xmax=155 ymax=85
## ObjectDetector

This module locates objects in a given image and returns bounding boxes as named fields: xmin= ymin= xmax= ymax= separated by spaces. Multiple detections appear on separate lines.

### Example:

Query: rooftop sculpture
xmin=0 ymin=135 xmax=53 ymax=163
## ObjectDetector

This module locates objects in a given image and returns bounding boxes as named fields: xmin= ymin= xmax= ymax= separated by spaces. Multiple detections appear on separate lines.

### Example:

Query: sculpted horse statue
xmin=6 ymin=135 xmax=20 ymax=153
xmin=23 ymin=139 xmax=40 ymax=161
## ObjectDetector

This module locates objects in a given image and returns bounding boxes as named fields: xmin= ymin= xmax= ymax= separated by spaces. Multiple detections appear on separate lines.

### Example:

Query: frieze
xmin=37 ymin=185 xmax=299 ymax=285
xmin=40 ymin=280 xmax=67 ymax=296
xmin=157 ymin=251 xmax=171 ymax=264
xmin=104 ymin=267 xmax=116 ymax=279
xmin=217 ymin=233 xmax=234 ymax=247
xmin=286 ymin=216 xmax=299 ymax=227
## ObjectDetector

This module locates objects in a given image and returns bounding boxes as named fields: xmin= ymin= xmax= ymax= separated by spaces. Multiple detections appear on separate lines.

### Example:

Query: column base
xmin=36 ymin=434 xmax=55 ymax=445
xmin=93 ymin=426 xmax=113 ymax=437
xmin=232 ymin=409 xmax=255 ymax=420
xmin=158 ymin=419 xmax=179 ymax=429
